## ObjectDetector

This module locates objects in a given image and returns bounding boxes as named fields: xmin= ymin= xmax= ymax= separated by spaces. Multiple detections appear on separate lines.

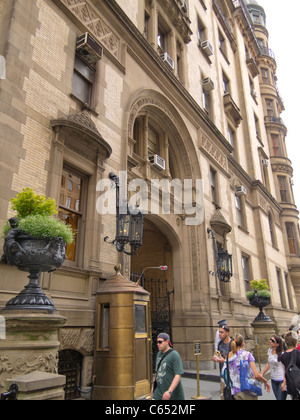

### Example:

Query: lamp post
xmin=104 ymin=172 xmax=144 ymax=256
xmin=207 ymin=228 xmax=233 ymax=283
xmin=135 ymin=266 xmax=168 ymax=286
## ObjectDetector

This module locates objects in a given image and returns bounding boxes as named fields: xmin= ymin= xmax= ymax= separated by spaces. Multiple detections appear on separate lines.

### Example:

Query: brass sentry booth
xmin=93 ymin=265 xmax=151 ymax=400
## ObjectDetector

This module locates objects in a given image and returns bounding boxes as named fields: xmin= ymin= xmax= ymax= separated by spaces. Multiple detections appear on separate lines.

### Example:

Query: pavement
xmin=182 ymin=366 xmax=292 ymax=401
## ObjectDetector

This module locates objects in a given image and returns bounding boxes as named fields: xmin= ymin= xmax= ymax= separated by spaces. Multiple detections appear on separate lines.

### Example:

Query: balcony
xmin=264 ymin=116 xmax=287 ymax=135
xmin=157 ymin=0 xmax=192 ymax=44
xmin=224 ymin=93 xmax=243 ymax=127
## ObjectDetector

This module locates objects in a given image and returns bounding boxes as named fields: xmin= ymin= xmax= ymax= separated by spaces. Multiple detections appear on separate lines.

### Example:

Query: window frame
xmin=58 ymin=164 xmax=88 ymax=266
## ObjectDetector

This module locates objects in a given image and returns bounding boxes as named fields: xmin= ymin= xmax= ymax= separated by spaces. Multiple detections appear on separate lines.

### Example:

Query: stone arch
xmin=127 ymin=89 xmax=201 ymax=180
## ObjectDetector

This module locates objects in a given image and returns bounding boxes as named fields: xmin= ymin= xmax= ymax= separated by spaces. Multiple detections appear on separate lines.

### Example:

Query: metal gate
xmin=58 ymin=350 xmax=82 ymax=400
xmin=131 ymin=273 xmax=174 ymax=371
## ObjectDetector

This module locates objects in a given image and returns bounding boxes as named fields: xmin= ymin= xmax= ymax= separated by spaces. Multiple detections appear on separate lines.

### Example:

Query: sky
xmin=259 ymin=0 xmax=300 ymax=209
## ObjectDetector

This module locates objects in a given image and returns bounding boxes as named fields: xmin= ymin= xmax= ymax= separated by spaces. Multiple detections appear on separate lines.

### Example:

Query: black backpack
xmin=285 ymin=350 xmax=300 ymax=398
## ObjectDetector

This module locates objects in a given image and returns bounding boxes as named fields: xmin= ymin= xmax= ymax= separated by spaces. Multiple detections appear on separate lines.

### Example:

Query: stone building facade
xmin=0 ymin=0 xmax=300 ymax=394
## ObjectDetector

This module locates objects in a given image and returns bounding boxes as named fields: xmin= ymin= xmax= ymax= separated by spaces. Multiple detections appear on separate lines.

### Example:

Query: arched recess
xmin=126 ymin=89 xmax=201 ymax=182
xmin=131 ymin=214 xmax=184 ymax=354
xmin=126 ymin=90 xmax=207 ymax=345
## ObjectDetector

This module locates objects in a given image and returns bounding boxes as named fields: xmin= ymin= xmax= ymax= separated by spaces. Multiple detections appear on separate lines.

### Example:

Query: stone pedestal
xmin=5 ymin=371 xmax=66 ymax=400
xmin=0 ymin=310 xmax=66 ymax=394
xmin=251 ymin=320 xmax=276 ymax=364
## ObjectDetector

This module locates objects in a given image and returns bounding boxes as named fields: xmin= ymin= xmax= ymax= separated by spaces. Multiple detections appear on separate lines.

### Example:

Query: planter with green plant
xmin=1 ymin=188 xmax=74 ymax=312
xmin=246 ymin=279 xmax=272 ymax=322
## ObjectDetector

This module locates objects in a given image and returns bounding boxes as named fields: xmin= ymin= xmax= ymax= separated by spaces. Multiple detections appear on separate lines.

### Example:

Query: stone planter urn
xmin=249 ymin=291 xmax=272 ymax=322
xmin=2 ymin=218 xmax=66 ymax=312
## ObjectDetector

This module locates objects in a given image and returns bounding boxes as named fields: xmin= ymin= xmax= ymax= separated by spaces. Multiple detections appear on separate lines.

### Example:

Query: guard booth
xmin=93 ymin=265 xmax=151 ymax=400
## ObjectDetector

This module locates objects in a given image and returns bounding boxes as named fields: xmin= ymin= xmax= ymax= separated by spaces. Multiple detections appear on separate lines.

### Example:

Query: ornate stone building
xmin=0 ymin=0 xmax=299 ymax=396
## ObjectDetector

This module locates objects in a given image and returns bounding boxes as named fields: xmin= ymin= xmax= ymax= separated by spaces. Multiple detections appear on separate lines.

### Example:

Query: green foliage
xmin=250 ymin=279 xmax=269 ymax=291
xmin=18 ymin=215 xmax=74 ymax=244
xmin=246 ymin=279 xmax=271 ymax=300
xmin=2 ymin=188 xmax=74 ymax=244
xmin=246 ymin=290 xmax=271 ymax=300
xmin=10 ymin=188 xmax=57 ymax=218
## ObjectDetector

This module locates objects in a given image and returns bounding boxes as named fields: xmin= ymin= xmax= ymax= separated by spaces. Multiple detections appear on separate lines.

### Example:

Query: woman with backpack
xmin=280 ymin=331 xmax=300 ymax=400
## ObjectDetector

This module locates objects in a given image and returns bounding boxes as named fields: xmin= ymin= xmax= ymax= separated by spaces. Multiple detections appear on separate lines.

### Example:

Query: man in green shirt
xmin=151 ymin=333 xmax=185 ymax=400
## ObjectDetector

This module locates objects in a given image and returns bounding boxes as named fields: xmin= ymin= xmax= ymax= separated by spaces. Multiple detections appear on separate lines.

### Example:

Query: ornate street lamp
xmin=207 ymin=228 xmax=233 ymax=283
xmin=104 ymin=172 xmax=143 ymax=256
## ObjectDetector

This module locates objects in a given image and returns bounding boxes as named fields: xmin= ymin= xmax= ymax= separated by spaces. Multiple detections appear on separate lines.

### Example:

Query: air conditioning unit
xmin=201 ymin=40 xmax=214 ymax=57
xmin=203 ymin=77 xmax=214 ymax=92
xmin=149 ymin=154 xmax=166 ymax=171
xmin=235 ymin=186 xmax=248 ymax=196
xmin=76 ymin=33 xmax=103 ymax=66
xmin=160 ymin=53 xmax=175 ymax=70
xmin=262 ymin=159 xmax=269 ymax=167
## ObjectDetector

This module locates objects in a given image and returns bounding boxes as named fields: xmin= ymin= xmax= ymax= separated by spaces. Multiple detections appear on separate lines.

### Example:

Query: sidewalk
xmin=182 ymin=367 xmax=290 ymax=401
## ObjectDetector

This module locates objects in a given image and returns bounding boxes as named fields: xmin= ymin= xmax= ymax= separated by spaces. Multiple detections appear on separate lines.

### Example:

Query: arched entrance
xmin=131 ymin=217 xmax=178 ymax=369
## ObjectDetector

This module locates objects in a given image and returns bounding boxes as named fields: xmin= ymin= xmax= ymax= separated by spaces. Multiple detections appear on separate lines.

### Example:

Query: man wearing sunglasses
xmin=151 ymin=333 xmax=185 ymax=400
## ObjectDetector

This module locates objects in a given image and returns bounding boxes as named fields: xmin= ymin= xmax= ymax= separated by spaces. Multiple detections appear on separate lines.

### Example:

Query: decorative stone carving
xmin=59 ymin=328 xmax=95 ymax=356
xmin=59 ymin=0 xmax=120 ymax=58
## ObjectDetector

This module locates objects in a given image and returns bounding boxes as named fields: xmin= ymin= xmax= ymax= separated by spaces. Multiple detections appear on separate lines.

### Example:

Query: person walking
xmin=261 ymin=335 xmax=287 ymax=400
xmin=214 ymin=319 xmax=227 ymax=350
xmin=212 ymin=325 xmax=232 ymax=400
xmin=223 ymin=334 xmax=270 ymax=400
xmin=151 ymin=333 xmax=185 ymax=400
xmin=280 ymin=331 xmax=300 ymax=400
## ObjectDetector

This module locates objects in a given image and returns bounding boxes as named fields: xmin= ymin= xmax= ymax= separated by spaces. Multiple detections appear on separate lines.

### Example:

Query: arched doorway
xmin=131 ymin=217 xmax=176 ymax=369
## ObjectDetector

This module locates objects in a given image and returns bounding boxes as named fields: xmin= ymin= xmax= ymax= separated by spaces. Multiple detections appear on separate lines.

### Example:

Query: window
xmin=286 ymin=222 xmax=298 ymax=254
xmin=268 ymin=213 xmax=276 ymax=247
xmin=254 ymin=114 xmax=261 ymax=140
xmin=271 ymin=134 xmax=281 ymax=156
xmin=261 ymin=68 xmax=270 ymax=84
xmin=197 ymin=16 xmax=206 ymax=44
xmin=266 ymin=99 xmax=275 ymax=117
xmin=276 ymin=269 xmax=286 ymax=309
xmin=285 ymin=273 xmax=294 ymax=310
xmin=176 ymin=40 xmax=183 ymax=81
xmin=59 ymin=167 xmax=85 ymax=262
xmin=219 ymin=30 xmax=226 ymax=57
xmin=148 ymin=126 xmax=159 ymax=156
xmin=72 ymin=55 xmax=95 ymax=105
xmin=235 ymin=194 xmax=244 ymax=227
xmin=203 ymin=88 xmax=212 ymax=117
xmin=210 ymin=168 xmax=218 ymax=204
xmin=99 ymin=304 xmax=110 ymax=350
xmin=158 ymin=17 xmax=170 ymax=53
xmin=135 ymin=305 xmax=147 ymax=334
xmin=223 ymin=72 xmax=230 ymax=94
xmin=228 ymin=124 xmax=237 ymax=159
xmin=144 ymin=10 xmax=150 ymax=39
xmin=242 ymin=255 xmax=251 ymax=292
xmin=278 ymin=176 xmax=289 ymax=202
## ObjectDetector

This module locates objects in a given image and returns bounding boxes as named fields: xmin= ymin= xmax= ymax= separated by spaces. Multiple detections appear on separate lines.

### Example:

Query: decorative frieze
xmin=59 ymin=0 xmax=120 ymax=58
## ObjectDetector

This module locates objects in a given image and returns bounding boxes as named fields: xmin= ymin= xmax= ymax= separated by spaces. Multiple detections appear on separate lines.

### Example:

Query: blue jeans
xmin=271 ymin=380 xmax=287 ymax=400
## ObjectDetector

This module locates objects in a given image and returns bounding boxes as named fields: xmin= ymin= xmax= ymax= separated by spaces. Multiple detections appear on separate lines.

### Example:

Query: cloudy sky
xmin=259 ymin=0 xmax=300 ymax=209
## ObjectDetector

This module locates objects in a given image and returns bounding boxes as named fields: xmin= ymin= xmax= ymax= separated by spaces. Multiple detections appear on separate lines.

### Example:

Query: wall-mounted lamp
xmin=207 ymin=228 xmax=233 ymax=283
xmin=104 ymin=173 xmax=144 ymax=256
